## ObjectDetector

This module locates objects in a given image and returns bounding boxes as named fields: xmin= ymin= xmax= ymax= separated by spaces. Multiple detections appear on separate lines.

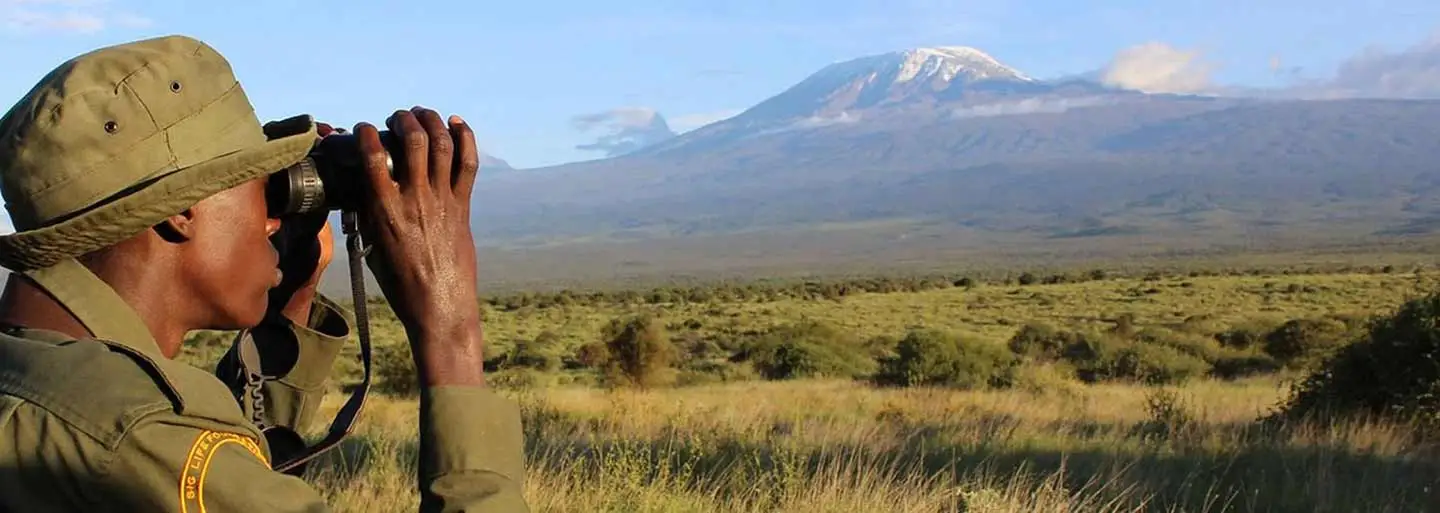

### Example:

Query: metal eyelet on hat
xmin=170 ymin=80 xmax=182 ymax=93
xmin=103 ymin=121 xmax=118 ymax=134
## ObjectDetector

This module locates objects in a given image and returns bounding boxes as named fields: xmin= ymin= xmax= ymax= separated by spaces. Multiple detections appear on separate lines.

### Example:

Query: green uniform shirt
xmin=0 ymin=260 xmax=530 ymax=512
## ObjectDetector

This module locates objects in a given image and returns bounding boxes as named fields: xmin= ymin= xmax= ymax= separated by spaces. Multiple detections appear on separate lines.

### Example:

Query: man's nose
xmin=266 ymin=217 xmax=282 ymax=237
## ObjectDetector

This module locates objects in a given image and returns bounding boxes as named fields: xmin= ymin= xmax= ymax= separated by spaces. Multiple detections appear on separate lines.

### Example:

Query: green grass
xmin=180 ymin=266 xmax=1440 ymax=512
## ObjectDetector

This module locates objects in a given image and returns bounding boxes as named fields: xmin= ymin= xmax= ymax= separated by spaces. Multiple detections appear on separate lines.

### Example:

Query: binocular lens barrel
xmin=266 ymin=131 xmax=400 ymax=218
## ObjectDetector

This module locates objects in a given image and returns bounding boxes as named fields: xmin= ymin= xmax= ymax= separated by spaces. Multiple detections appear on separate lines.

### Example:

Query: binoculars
xmin=265 ymin=130 xmax=403 ymax=217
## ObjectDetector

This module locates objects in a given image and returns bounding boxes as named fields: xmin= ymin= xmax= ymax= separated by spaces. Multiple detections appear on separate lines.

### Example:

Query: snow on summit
xmin=665 ymin=44 xmax=1058 ymax=142
xmin=892 ymin=47 xmax=1034 ymax=83
xmin=811 ymin=45 xmax=1034 ymax=87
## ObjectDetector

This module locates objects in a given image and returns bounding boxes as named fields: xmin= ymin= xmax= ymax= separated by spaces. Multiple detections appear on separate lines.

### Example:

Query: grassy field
xmin=185 ymin=267 xmax=1440 ymax=512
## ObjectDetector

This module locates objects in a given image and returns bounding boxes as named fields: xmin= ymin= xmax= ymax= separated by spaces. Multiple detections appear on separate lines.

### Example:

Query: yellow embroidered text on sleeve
xmin=178 ymin=430 xmax=268 ymax=513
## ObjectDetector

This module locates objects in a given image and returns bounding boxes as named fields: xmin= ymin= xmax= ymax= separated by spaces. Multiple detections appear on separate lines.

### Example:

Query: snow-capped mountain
xmin=733 ymin=47 xmax=1049 ymax=123
xmin=744 ymin=46 xmax=1039 ymax=119
xmin=464 ymin=44 xmax=1440 ymax=255
xmin=637 ymin=46 xmax=1128 ymax=157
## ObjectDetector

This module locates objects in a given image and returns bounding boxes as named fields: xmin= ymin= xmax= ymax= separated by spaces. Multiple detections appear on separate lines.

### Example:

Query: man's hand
xmin=352 ymin=107 xmax=485 ymax=387
xmin=267 ymin=122 xmax=341 ymax=325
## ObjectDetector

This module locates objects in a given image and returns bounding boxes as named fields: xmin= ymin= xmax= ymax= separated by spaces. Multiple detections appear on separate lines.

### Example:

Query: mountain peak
xmin=706 ymin=44 xmax=1043 ymax=127
xmin=888 ymin=46 xmax=1033 ymax=83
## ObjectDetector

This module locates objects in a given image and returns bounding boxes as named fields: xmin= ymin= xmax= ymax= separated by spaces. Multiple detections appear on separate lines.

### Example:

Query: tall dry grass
xmin=298 ymin=377 xmax=1439 ymax=512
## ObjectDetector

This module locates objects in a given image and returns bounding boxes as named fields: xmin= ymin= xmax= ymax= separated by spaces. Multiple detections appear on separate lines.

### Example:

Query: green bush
xmin=1063 ymin=333 xmax=1209 ymax=385
xmin=873 ymin=328 xmax=1019 ymax=389
xmin=1134 ymin=327 xmax=1240 ymax=365
xmin=1006 ymin=322 xmax=1079 ymax=362
xmin=1263 ymin=318 xmax=1356 ymax=369
xmin=504 ymin=331 xmax=564 ymax=372
xmin=1215 ymin=322 xmax=1273 ymax=350
xmin=736 ymin=321 xmax=878 ymax=380
xmin=489 ymin=368 xmax=553 ymax=390
xmin=1278 ymin=292 xmax=1440 ymax=427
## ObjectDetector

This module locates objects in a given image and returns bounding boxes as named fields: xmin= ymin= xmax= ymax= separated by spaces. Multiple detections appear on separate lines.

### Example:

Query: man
xmin=0 ymin=34 xmax=529 ymax=512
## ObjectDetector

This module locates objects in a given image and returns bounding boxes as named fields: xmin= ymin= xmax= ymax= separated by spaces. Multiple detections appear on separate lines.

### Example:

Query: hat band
xmin=18 ymin=83 xmax=264 ymax=228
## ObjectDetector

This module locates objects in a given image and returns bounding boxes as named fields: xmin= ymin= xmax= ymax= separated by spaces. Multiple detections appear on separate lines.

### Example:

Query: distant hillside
xmin=327 ymin=46 xmax=1440 ymax=291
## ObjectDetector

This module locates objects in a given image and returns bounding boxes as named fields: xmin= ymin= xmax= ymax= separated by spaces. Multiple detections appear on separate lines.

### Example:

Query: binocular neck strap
xmin=256 ymin=210 xmax=374 ymax=475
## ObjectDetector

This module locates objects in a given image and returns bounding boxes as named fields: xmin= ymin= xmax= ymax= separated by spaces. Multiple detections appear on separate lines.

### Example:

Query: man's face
xmin=181 ymin=177 xmax=282 ymax=329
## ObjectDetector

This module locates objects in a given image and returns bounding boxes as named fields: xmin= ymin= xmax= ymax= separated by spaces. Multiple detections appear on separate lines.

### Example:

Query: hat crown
xmin=0 ymin=34 xmax=266 ymax=231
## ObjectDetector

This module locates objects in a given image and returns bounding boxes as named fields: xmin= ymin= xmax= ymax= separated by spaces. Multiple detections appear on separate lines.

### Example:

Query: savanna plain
xmin=182 ymin=259 xmax=1440 ymax=512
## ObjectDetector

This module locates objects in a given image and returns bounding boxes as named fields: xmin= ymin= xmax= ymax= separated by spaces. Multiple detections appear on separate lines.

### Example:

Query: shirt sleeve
xmin=257 ymin=293 xmax=352 ymax=431
xmin=212 ymin=293 xmax=351 ymax=433
xmin=99 ymin=389 xmax=530 ymax=513
xmin=416 ymin=386 xmax=531 ymax=512
xmin=103 ymin=412 xmax=333 ymax=513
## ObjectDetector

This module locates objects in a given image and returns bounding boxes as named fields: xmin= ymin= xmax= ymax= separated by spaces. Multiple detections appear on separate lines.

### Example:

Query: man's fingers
xmin=449 ymin=115 xmax=479 ymax=205
xmin=411 ymin=107 xmax=453 ymax=192
xmin=386 ymin=110 xmax=430 ymax=194
xmin=354 ymin=122 xmax=399 ymax=219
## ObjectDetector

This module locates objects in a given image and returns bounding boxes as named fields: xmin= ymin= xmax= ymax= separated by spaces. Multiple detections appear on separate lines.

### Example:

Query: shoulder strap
xmin=242 ymin=210 xmax=373 ymax=475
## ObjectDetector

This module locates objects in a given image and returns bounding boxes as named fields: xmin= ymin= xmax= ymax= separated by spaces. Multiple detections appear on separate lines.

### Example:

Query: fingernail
xmin=449 ymin=114 xmax=465 ymax=125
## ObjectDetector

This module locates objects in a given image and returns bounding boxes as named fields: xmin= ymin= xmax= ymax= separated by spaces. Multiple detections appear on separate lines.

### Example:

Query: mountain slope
xmin=468 ymin=47 xmax=1440 ymax=256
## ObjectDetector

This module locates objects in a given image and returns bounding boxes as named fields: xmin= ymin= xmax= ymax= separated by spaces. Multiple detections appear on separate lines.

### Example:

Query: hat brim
xmin=0 ymin=120 xmax=318 ymax=271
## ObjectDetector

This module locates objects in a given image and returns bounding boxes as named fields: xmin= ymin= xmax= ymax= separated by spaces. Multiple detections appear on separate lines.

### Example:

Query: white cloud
xmin=1103 ymin=31 xmax=1440 ymax=100
xmin=1100 ymin=42 xmax=1218 ymax=94
xmin=1 ymin=0 xmax=150 ymax=35
xmin=1304 ymin=30 xmax=1440 ymax=99
xmin=572 ymin=107 xmax=678 ymax=157
xmin=951 ymin=96 xmax=1115 ymax=119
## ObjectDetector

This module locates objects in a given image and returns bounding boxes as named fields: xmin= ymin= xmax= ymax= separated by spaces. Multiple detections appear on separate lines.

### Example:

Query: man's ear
xmin=153 ymin=208 xmax=196 ymax=244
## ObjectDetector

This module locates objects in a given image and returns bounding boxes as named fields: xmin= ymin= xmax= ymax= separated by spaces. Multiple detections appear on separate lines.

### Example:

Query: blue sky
xmin=1 ymin=0 xmax=1438 ymax=170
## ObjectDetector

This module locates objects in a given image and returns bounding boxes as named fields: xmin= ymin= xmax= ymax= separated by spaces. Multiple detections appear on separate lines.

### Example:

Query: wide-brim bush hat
xmin=0 ymin=34 xmax=316 ymax=271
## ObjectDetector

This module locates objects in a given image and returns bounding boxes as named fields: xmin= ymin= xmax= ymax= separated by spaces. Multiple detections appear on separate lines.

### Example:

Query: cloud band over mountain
xmin=571 ymin=107 xmax=677 ymax=157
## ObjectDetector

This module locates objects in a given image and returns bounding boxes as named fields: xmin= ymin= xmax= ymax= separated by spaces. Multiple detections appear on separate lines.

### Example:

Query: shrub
xmin=1007 ymin=323 xmax=1080 ymax=362
xmin=737 ymin=321 xmax=877 ymax=380
xmin=1278 ymin=292 xmax=1440 ymax=427
xmin=1210 ymin=355 xmax=1282 ymax=379
xmin=1263 ymin=318 xmax=1356 ymax=369
xmin=504 ymin=332 xmax=564 ymax=372
xmin=873 ymin=328 xmax=1019 ymax=389
xmin=572 ymin=342 xmax=611 ymax=368
xmin=489 ymin=368 xmax=552 ymax=390
xmin=1063 ymin=333 xmax=1209 ymax=385
xmin=1215 ymin=319 xmax=1277 ymax=350
xmin=1133 ymin=328 xmax=1218 ymax=360
xmin=600 ymin=314 xmax=678 ymax=388
xmin=673 ymin=332 xmax=727 ymax=363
